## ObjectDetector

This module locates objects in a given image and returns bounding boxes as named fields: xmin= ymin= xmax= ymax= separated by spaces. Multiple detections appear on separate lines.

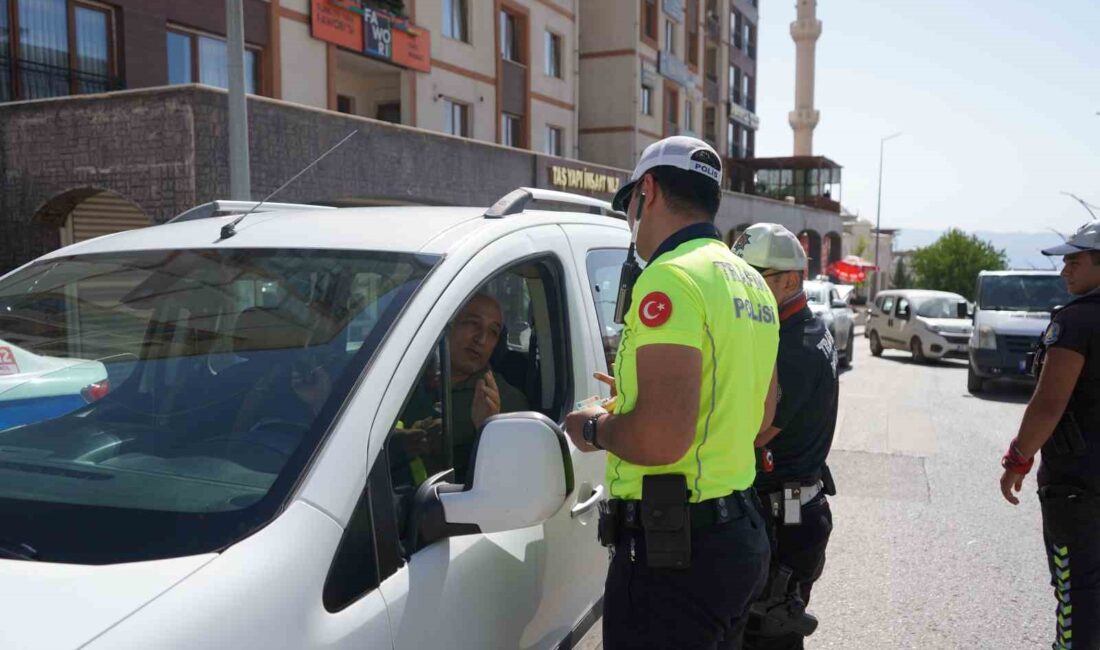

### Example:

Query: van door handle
xmin=570 ymin=485 xmax=605 ymax=518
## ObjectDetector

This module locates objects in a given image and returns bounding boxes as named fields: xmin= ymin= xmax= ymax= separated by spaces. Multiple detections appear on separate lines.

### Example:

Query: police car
xmin=0 ymin=339 xmax=110 ymax=430
xmin=0 ymin=189 xmax=626 ymax=649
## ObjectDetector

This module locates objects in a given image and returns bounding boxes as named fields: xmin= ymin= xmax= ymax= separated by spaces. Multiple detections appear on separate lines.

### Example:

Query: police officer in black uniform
xmin=735 ymin=223 xmax=839 ymax=650
xmin=1000 ymin=220 xmax=1100 ymax=650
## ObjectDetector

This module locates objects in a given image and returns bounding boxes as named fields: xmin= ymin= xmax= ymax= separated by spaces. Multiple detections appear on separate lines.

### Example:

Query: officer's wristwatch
xmin=583 ymin=414 xmax=604 ymax=450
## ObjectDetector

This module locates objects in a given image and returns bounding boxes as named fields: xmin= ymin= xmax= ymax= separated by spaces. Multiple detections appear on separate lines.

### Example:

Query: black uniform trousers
xmin=1041 ymin=486 xmax=1100 ymax=650
xmin=602 ymin=502 xmax=771 ymax=650
xmin=744 ymin=493 xmax=833 ymax=650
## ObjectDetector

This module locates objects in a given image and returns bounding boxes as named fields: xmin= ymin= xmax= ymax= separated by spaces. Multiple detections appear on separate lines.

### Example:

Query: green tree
xmin=910 ymin=229 xmax=1008 ymax=300
xmin=892 ymin=257 xmax=912 ymax=289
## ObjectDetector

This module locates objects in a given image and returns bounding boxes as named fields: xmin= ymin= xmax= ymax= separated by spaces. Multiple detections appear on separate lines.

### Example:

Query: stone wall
xmin=0 ymin=85 xmax=842 ymax=273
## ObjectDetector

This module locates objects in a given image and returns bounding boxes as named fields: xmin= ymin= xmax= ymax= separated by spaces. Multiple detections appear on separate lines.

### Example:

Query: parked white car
xmin=803 ymin=280 xmax=856 ymax=368
xmin=867 ymin=290 xmax=973 ymax=363
xmin=0 ymin=338 xmax=109 ymax=430
xmin=0 ymin=189 xmax=624 ymax=650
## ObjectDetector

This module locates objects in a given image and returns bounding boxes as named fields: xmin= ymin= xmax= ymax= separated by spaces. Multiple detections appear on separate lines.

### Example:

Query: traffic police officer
xmin=734 ymin=223 xmax=839 ymax=650
xmin=1000 ymin=220 xmax=1100 ymax=650
xmin=565 ymin=136 xmax=780 ymax=649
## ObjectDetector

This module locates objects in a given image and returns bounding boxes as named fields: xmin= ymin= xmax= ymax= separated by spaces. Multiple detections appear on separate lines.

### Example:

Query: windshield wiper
xmin=0 ymin=539 xmax=39 ymax=561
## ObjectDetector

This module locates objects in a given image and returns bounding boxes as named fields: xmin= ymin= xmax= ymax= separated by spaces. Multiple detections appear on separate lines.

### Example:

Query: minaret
xmin=789 ymin=0 xmax=822 ymax=156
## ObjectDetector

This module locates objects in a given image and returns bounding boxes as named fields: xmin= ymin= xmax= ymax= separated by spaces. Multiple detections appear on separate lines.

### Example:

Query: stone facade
xmin=0 ymin=85 xmax=841 ymax=274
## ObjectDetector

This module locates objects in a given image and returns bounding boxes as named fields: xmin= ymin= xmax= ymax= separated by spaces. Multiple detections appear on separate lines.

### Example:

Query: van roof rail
xmin=168 ymin=200 xmax=335 ymax=224
xmin=484 ymin=187 xmax=625 ymax=219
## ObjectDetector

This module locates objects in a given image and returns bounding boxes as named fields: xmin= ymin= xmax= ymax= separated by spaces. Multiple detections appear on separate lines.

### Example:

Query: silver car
xmin=803 ymin=280 xmax=856 ymax=368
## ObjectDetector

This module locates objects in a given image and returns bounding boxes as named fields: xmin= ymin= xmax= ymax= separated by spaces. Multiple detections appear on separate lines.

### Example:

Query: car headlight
xmin=973 ymin=325 xmax=996 ymax=350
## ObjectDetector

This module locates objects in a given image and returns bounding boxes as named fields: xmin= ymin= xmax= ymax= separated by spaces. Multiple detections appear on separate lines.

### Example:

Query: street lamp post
xmin=873 ymin=132 xmax=902 ymax=297
xmin=227 ymin=0 xmax=251 ymax=201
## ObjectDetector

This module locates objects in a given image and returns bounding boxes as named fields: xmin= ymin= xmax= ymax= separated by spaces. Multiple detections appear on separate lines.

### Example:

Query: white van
xmin=967 ymin=270 xmax=1071 ymax=393
xmin=867 ymin=290 xmax=973 ymax=363
xmin=0 ymin=189 xmax=627 ymax=649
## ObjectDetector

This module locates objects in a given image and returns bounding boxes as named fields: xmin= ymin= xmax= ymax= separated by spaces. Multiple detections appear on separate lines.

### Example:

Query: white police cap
xmin=732 ymin=223 xmax=807 ymax=272
xmin=611 ymin=136 xmax=722 ymax=212
xmin=1042 ymin=220 xmax=1100 ymax=256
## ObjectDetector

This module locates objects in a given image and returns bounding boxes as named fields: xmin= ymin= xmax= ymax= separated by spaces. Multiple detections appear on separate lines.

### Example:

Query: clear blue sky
xmin=754 ymin=0 xmax=1100 ymax=235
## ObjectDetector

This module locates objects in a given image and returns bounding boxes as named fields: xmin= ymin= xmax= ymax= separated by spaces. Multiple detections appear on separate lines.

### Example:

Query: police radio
xmin=613 ymin=193 xmax=645 ymax=325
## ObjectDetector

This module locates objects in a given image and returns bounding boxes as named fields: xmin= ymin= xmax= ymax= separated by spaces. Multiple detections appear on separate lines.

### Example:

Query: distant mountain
xmin=893 ymin=229 xmax=1064 ymax=271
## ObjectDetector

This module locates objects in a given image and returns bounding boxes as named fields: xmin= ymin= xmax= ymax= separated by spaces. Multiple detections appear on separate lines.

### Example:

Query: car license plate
xmin=1019 ymin=359 xmax=1028 ymax=372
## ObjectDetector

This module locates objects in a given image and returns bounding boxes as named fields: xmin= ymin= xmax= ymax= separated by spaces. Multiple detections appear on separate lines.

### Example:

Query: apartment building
xmin=0 ymin=0 xmax=579 ymax=155
xmin=577 ymin=0 xmax=759 ymax=174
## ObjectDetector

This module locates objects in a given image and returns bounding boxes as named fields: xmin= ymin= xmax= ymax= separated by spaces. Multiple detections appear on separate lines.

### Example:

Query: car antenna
xmin=218 ymin=129 xmax=361 ymax=241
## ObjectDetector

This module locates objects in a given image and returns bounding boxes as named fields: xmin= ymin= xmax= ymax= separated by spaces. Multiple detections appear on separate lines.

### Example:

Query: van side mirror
xmin=957 ymin=302 xmax=969 ymax=319
xmin=406 ymin=413 xmax=573 ymax=552
xmin=441 ymin=413 xmax=572 ymax=533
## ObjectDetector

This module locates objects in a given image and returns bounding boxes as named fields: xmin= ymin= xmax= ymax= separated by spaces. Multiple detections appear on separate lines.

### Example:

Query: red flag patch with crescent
xmin=638 ymin=292 xmax=673 ymax=327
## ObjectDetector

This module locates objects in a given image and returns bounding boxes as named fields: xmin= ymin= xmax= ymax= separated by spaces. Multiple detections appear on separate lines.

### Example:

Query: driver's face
xmin=449 ymin=295 xmax=503 ymax=379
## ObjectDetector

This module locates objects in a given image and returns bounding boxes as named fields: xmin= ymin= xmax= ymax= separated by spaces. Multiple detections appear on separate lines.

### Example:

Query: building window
xmin=641 ymin=0 xmax=658 ymax=44
xmin=743 ymin=73 xmax=752 ymax=110
xmin=664 ymin=85 xmax=679 ymax=137
xmin=544 ymin=31 xmax=562 ymax=78
xmin=500 ymin=11 xmax=521 ymax=63
xmin=502 ymin=113 xmax=522 ymax=147
xmin=1 ymin=0 xmax=119 ymax=102
xmin=337 ymin=94 xmax=355 ymax=114
xmin=731 ymin=10 xmax=742 ymax=47
xmin=704 ymin=104 xmax=716 ymax=143
xmin=744 ymin=23 xmax=754 ymax=57
xmin=727 ymin=121 xmax=735 ymax=157
xmin=167 ymin=28 xmax=259 ymax=94
xmin=442 ymin=0 xmax=468 ymax=43
xmin=664 ymin=20 xmax=675 ymax=54
xmin=545 ymin=125 xmax=563 ymax=156
xmin=684 ymin=99 xmax=694 ymax=132
xmin=686 ymin=0 xmax=699 ymax=67
xmin=641 ymin=84 xmax=653 ymax=116
xmin=730 ymin=65 xmax=742 ymax=104
xmin=443 ymin=97 xmax=469 ymax=137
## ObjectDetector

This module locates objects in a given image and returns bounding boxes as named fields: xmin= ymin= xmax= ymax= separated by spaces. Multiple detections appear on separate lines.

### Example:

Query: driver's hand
xmin=471 ymin=369 xmax=501 ymax=429
xmin=401 ymin=417 xmax=443 ymax=457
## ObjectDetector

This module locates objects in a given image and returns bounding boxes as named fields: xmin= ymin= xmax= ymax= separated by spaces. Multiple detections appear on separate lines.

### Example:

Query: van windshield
xmin=0 ymin=248 xmax=436 ymax=564
xmin=978 ymin=275 xmax=1071 ymax=312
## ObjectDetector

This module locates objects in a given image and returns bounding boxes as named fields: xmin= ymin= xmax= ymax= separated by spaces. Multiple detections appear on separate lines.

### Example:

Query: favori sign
xmin=310 ymin=0 xmax=431 ymax=73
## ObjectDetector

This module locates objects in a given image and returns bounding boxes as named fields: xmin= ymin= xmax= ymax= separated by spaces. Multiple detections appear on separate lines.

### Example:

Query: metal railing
xmin=0 ymin=57 xmax=123 ymax=102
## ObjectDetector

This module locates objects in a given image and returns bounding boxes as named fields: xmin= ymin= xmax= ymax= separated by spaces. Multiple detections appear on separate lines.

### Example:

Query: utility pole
xmin=873 ymin=132 xmax=901 ymax=297
xmin=227 ymin=0 xmax=251 ymax=200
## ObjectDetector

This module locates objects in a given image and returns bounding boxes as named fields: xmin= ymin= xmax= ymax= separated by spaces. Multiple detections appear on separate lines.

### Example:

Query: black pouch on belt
xmin=640 ymin=474 xmax=691 ymax=569
xmin=821 ymin=464 xmax=837 ymax=497
xmin=597 ymin=499 xmax=620 ymax=548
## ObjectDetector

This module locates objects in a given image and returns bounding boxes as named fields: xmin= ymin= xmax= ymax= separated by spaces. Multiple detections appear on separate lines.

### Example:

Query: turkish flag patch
xmin=638 ymin=292 xmax=673 ymax=327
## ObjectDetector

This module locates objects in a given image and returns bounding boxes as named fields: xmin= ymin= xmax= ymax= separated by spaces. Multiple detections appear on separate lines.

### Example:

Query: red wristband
xmin=1001 ymin=439 xmax=1034 ymax=475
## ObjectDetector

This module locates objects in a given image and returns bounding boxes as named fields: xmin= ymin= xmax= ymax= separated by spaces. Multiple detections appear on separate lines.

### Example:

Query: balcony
xmin=1 ymin=58 xmax=123 ymax=103
xmin=731 ymin=156 xmax=844 ymax=213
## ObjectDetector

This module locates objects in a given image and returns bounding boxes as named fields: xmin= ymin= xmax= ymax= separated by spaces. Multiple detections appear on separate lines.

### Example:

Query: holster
xmin=640 ymin=474 xmax=692 ymax=569
xmin=821 ymin=464 xmax=837 ymax=496
xmin=597 ymin=499 xmax=620 ymax=548
xmin=1050 ymin=411 xmax=1087 ymax=458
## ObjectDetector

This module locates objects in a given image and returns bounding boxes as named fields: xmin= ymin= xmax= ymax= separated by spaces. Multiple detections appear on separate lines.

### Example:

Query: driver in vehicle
xmin=395 ymin=292 xmax=529 ymax=483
